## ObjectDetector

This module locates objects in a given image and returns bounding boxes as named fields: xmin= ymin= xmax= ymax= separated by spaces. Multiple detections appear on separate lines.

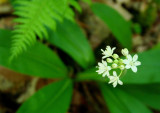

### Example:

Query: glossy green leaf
xmin=122 ymin=49 xmax=160 ymax=84
xmin=132 ymin=23 xmax=142 ymax=34
xmin=0 ymin=29 xmax=67 ymax=78
xmin=76 ymin=67 xmax=104 ymax=82
xmin=121 ymin=84 xmax=160 ymax=110
xmin=48 ymin=20 xmax=95 ymax=69
xmin=152 ymin=43 xmax=160 ymax=50
xmin=91 ymin=3 xmax=132 ymax=50
xmin=99 ymin=83 xmax=152 ymax=113
xmin=17 ymin=79 xmax=73 ymax=113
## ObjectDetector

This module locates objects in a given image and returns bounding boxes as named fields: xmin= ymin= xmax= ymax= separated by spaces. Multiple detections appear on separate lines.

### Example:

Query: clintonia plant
xmin=96 ymin=46 xmax=141 ymax=87
xmin=0 ymin=1 xmax=160 ymax=113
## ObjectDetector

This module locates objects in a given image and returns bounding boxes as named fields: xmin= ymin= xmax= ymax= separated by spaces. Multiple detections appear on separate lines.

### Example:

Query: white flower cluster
xmin=96 ymin=46 xmax=141 ymax=87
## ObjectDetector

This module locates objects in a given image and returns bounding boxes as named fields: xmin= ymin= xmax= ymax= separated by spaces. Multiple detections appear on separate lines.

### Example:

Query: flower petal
xmin=102 ymin=56 xmax=107 ymax=59
xmin=107 ymin=46 xmax=111 ymax=52
xmin=112 ymin=47 xmax=116 ymax=51
xmin=113 ymin=81 xmax=118 ymax=87
xmin=112 ymin=47 xmax=116 ymax=53
xmin=131 ymin=66 xmax=137 ymax=72
xmin=125 ymin=64 xmax=131 ymax=69
xmin=118 ymin=80 xmax=123 ymax=85
xmin=98 ymin=62 xmax=102 ymax=66
xmin=108 ymin=76 xmax=116 ymax=82
xmin=102 ymin=71 xmax=109 ymax=77
xmin=127 ymin=55 xmax=132 ymax=61
xmin=133 ymin=54 xmax=138 ymax=62
xmin=101 ymin=49 xmax=105 ymax=52
xmin=108 ymin=66 xmax=111 ymax=71
xmin=135 ymin=61 xmax=141 ymax=66
xmin=96 ymin=70 xmax=103 ymax=74
xmin=106 ymin=71 xmax=110 ymax=76
xmin=113 ymin=71 xmax=117 ymax=76
xmin=102 ymin=73 xmax=106 ymax=77
xmin=108 ymin=78 xmax=114 ymax=84
xmin=123 ymin=59 xmax=129 ymax=64
xmin=102 ymin=60 xmax=107 ymax=66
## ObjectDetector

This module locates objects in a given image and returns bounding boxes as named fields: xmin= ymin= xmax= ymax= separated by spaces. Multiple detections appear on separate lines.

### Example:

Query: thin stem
xmin=119 ymin=70 xmax=123 ymax=77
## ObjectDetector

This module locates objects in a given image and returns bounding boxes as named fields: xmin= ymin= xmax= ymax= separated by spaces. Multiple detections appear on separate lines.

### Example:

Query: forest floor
xmin=0 ymin=0 xmax=160 ymax=113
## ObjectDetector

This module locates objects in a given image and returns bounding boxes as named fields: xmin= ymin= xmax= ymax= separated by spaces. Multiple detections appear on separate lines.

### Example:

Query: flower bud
xmin=107 ymin=58 xmax=113 ymax=63
xmin=119 ymin=65 xmax=125 ymax=70
xmin=114 ymin=59 xmax=119 ymax=63
xmin=112 ymin=63 xmax=118 ymax=68
xmin=121 ymin=48 xmax=129 ymax=56
xmin=113 ymin=54 xmax=119 ymax=59
xmin=119 ymin=59 xmax=123 ymax=64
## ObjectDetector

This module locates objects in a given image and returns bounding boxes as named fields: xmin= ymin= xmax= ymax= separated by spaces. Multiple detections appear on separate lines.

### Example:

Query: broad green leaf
xmin=132 ymin=23 xmax=142 ymax=34
xmin=0 ymin=29 xmax=67 ymax=78
xmin=121 ymin=84 xmax=160 ymax=110
xmin=76 ymin=67 xmax=104 ymax=82
xmin=122 ymin=49 xmax=160 ymax=84
xmin=99 ymin=83 xmax=152 ymax=113
xmin=17 ymin=79 xmax=73 ymax=113
xmin=91 ymin=3 xmax=132 ymax=50
xmin=152 ymin=43 xmax=160 ymax=50
xmin=48 ymin=20 xmax=95 ymax=69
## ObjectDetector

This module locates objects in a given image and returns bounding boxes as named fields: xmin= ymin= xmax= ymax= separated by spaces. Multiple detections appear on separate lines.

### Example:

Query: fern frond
xmin=69 ymin=0 xmax=92 ymax=12
xmin=70 ymin=0 xmax=82 ymax=12
xmin=11 ymin=0 xmax=74 ymax=60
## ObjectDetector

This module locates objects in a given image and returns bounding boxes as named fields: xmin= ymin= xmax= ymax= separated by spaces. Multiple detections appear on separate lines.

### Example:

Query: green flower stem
xmin=119 ymin=70 xmax=123 ymax=77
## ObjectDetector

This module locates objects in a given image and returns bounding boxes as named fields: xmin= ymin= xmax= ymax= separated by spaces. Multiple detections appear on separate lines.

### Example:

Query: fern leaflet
xmin=11 ymin=0 xmax=74 ymax=60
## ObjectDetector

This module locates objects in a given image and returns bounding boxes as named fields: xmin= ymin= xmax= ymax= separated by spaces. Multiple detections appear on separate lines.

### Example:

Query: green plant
xmin=0 ymin=0 xmax=160 ymax=113
xmin=10 ymin=0 xmax=82 ymax=60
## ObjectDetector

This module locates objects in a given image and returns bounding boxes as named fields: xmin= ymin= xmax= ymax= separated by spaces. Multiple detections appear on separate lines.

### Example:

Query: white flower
xmin=96 ymin=60 xmax=111 ymax=77
xmin=121 ymin=48 xmax=129 ymax=56
xmin=96 ymin=45 xmax=141 ymax=87
xmin=101 ymin=46 xmax=116 ymax=59
xmin=123 ymin=54 xmax=141 ymax=72
xmin=108 ymin=71 xmax=123 ymax=87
